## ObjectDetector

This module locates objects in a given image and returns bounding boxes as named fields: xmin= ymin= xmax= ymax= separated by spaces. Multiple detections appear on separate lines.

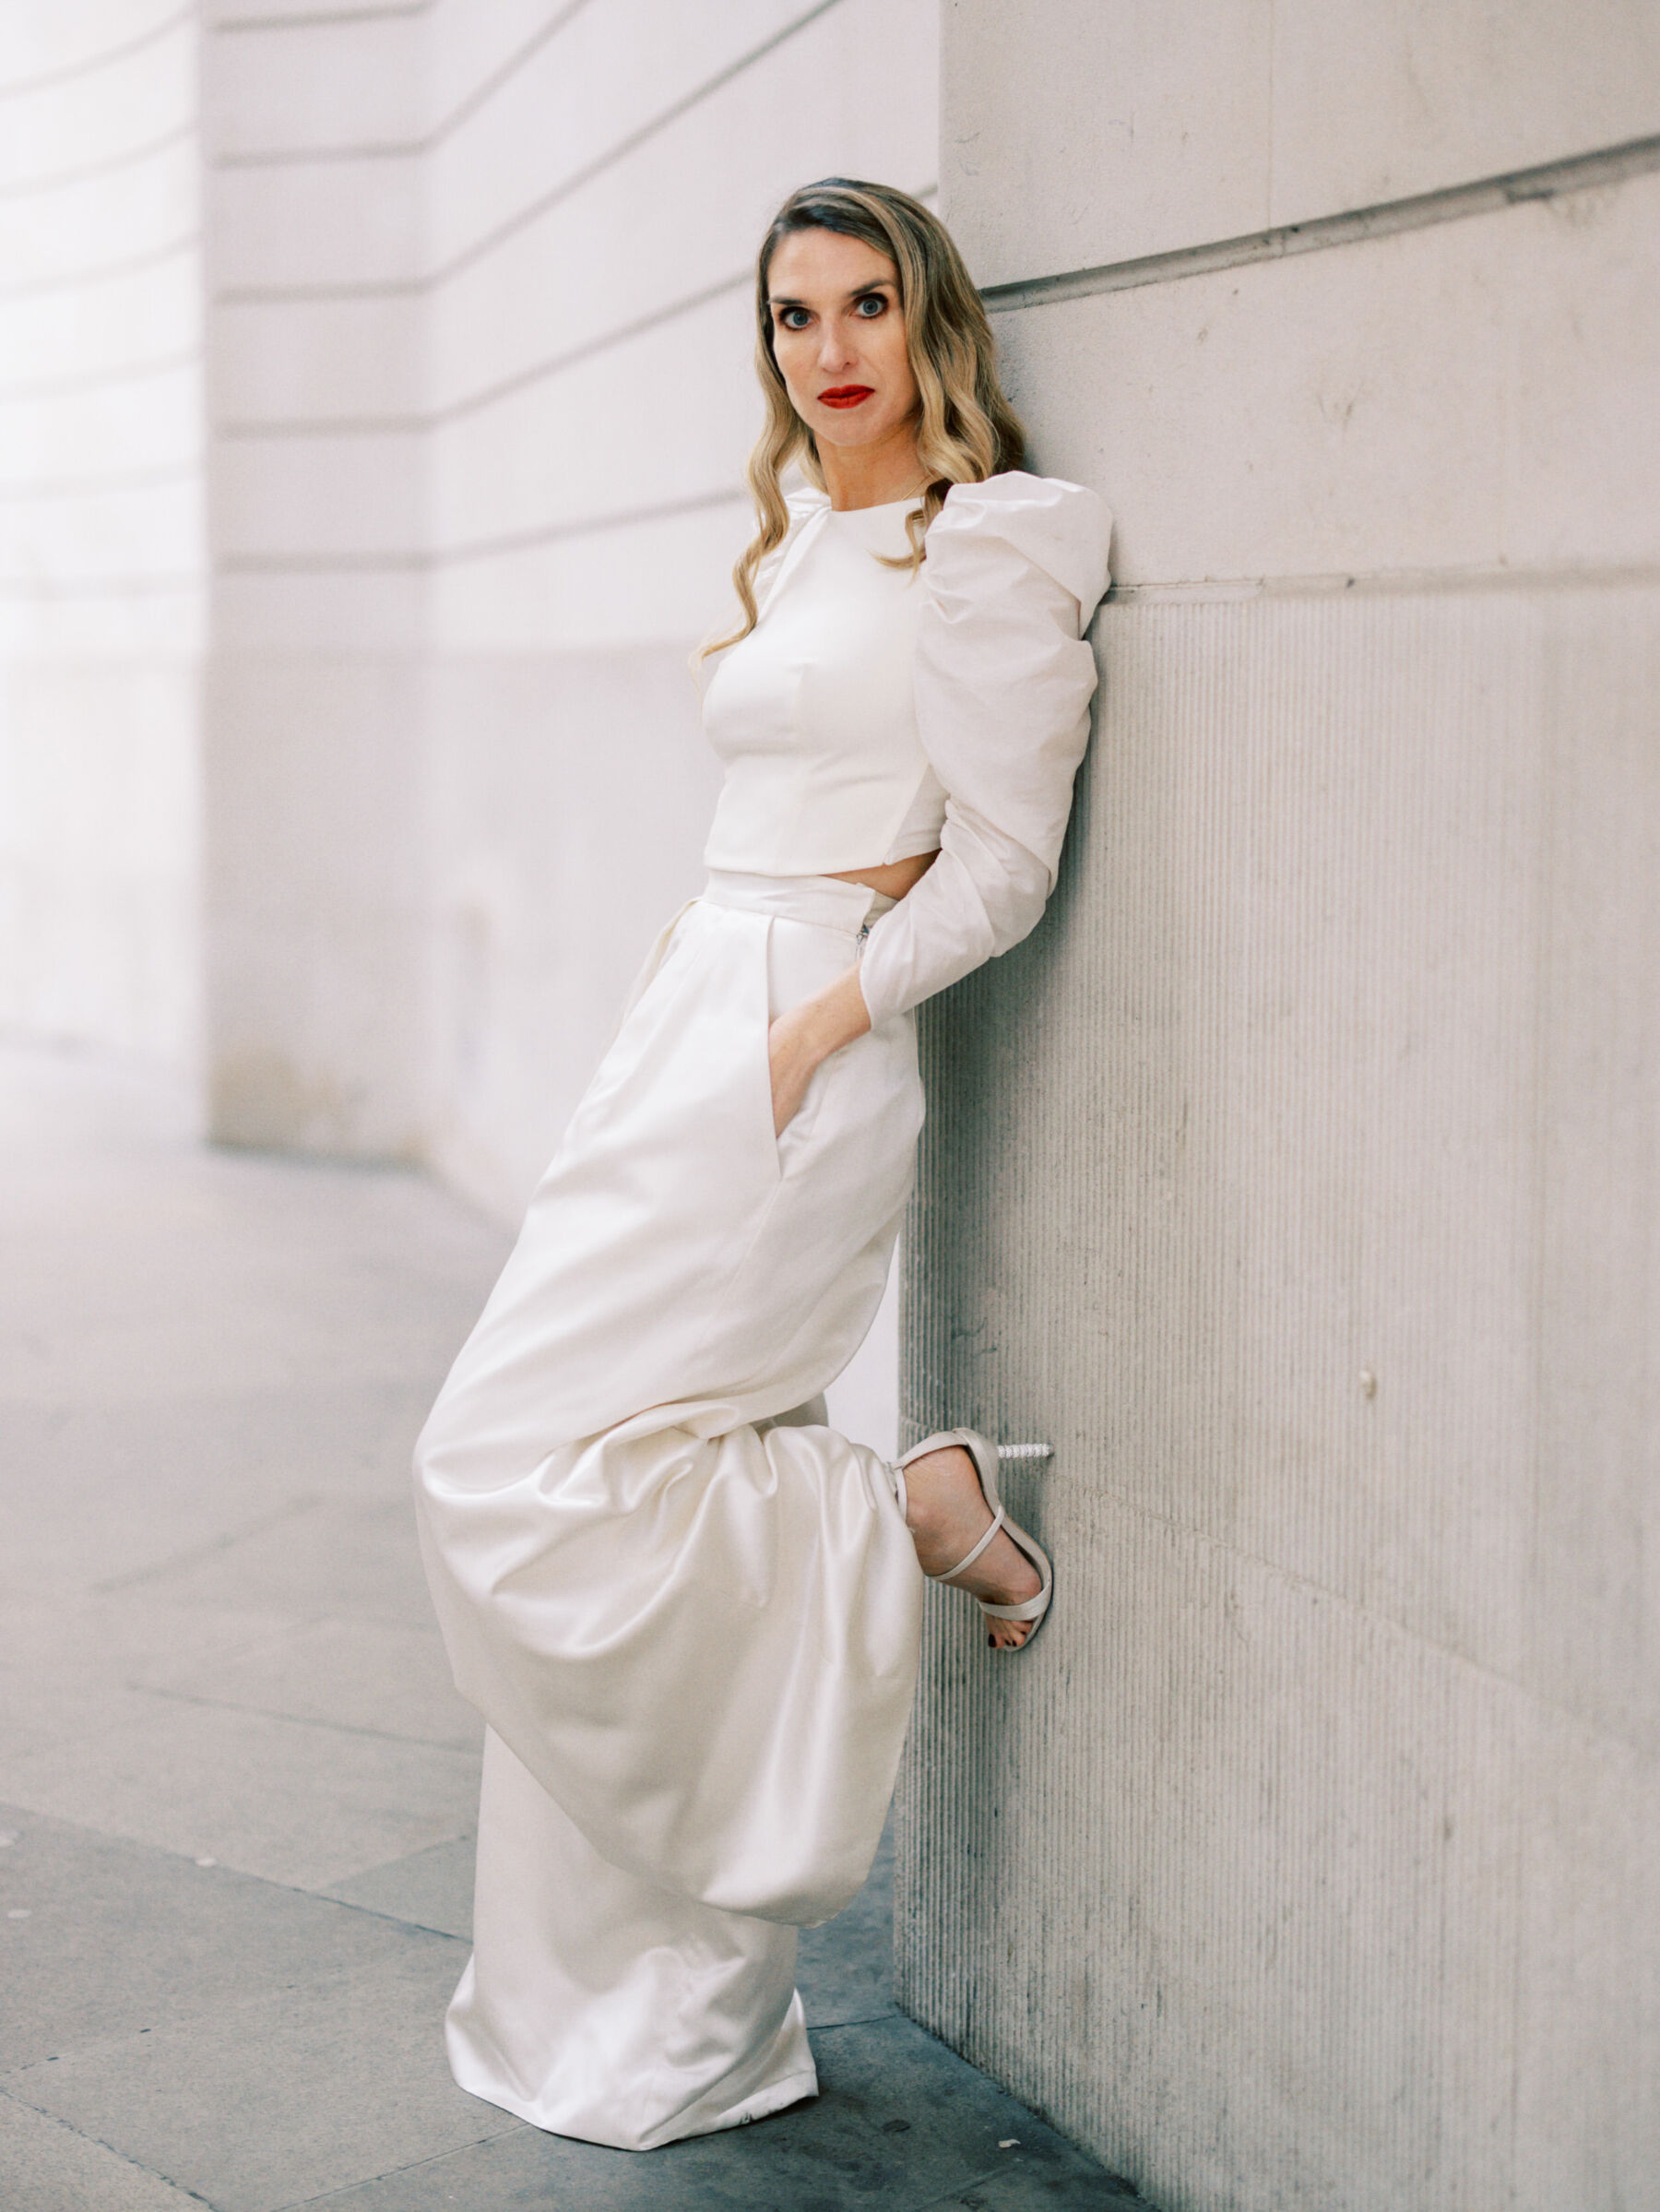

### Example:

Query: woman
xmin=412 ymin=178 xmax=1110 ymax=2153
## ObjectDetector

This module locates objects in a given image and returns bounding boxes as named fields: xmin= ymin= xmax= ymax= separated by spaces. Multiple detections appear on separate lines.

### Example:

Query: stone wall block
xmin=898 ymin=584 xmax=1660 ymax=2207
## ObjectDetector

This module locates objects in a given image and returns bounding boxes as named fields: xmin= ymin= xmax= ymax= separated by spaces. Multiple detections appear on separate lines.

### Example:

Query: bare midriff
xmin=826 ymin=850 xmax=939 ymax=901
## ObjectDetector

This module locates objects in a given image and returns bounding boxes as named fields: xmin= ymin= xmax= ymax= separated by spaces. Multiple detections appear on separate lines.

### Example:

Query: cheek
xmin=772 ymin=338 xmax=812 ymax=402
xmin=872 ymin=320 xmax=917 ymax=401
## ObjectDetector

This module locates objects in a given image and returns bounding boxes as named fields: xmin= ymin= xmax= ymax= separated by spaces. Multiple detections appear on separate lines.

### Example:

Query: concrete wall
xmin=202 ymin=0 xmax=428 ymax=1160
xmin=196 ymin=0 xmax=935 ymax=1445
xmin=896 ymin=8 xmax=1660 ymax=2208
xmin=0 ymin=3 xmax=205 ymax=1069
xmin=420 ymin=0 xmax=939 ymax=1220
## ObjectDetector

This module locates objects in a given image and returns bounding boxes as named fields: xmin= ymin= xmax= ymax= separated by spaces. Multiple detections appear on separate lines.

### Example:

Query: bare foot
xmin=901 ymin=1445 xmax=1043 ymax=1650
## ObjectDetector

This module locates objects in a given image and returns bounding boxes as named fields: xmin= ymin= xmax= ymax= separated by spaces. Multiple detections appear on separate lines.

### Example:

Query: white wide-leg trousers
xmin=412 ymin=871 xmax=927 ymax=2150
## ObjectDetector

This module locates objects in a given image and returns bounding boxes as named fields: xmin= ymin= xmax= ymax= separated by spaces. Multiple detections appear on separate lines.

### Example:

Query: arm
xmin=767 ymin=966 xmax=870 ymax=1135
xmin=859 ymin=473 xmax=1113 ymax=1024
xmin=765 ymin=474 xmax=1112 ymax=1130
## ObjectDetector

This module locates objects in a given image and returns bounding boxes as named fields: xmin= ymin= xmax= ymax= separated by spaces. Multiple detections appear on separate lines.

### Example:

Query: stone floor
xmin=0 ymin=1041 xmax=1141 ymax=2211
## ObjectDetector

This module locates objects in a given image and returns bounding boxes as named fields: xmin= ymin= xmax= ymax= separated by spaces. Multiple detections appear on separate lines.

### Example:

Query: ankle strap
xmin=931 ymin=1504 xmax=1006 ymax=1585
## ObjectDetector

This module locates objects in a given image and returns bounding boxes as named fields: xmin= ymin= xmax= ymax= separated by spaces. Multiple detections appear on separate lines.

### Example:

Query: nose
xmin=816 ymin=315 xmax=857 ymax=375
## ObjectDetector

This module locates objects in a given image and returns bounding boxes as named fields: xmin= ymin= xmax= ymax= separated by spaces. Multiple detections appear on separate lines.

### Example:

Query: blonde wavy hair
xmin=701 ymin=178 xmax=1025 ymax=659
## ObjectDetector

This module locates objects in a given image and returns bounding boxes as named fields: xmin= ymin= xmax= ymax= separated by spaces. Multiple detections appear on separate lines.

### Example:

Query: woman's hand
xmin=767 ymin=967 xmax=872 ymax=1136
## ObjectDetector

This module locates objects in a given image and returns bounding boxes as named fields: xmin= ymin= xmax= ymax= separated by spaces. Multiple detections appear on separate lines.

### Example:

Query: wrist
xmin=783 ymin=969 xmax=869 ymax=1060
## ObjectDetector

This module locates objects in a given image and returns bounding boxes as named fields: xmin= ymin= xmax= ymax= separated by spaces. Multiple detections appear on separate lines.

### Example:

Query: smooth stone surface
xmin=11 ymin=1942 xmax=504 ymax=2212
xmin=943 ymin=0 xmax=1660 ymax=284
xmin=0 ymin=2093 xmax=203 ymax=2212
xmin=998 ymin=166 xmax=1660 ymax=592
xmin=326 ymin=1834 xmax=478 ymax=1942
xmin=0 ymin=1692 xmax=480 ymax=1895
xmin=0 ymin=1803 xmax=456 ymax=2071
xmin=302 ymin=2015 xmax=1142 ymax=2212
xmin=126 ymin=1614 xmax=482 ymax=1751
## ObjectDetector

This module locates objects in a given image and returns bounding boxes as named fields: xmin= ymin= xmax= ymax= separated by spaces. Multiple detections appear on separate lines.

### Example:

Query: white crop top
xmin=702 ymin=496 xmax=946 ymax=874
xmin=699 ymin=470 xmax=1112 ymax=1023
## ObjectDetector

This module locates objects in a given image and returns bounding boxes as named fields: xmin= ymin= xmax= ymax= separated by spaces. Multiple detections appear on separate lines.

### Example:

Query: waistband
xmin=700 ymin=870 xmax=896 ymax=935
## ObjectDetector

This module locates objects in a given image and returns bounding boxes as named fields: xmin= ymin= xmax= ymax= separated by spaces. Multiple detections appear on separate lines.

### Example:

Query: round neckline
xmin=824 ymin=493 xmax=923 ymax=518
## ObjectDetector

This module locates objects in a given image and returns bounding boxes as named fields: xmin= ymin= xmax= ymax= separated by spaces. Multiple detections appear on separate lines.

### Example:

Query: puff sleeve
xmin=856 ymin=470 xmax=1112 ymax=1024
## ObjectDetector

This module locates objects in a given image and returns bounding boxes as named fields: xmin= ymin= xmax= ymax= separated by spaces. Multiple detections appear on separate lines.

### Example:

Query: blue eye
xmin=778 ymin=308 xmax=811 ymax=331
xmin=855 ymin=294 xmax=886 ymax=316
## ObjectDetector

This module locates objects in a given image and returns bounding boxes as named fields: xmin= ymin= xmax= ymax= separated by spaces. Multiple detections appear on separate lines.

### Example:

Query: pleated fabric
xmin=412 ymin=871 xmax=927 ymax=2149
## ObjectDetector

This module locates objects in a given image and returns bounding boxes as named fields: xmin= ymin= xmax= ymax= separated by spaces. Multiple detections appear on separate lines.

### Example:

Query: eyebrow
xmin=767 ymin=279 xmax=898 ymax=309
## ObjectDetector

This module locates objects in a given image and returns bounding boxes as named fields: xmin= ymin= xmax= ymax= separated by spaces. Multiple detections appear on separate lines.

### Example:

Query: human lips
xmin=818 ymin=385 xmax=873 ymax=409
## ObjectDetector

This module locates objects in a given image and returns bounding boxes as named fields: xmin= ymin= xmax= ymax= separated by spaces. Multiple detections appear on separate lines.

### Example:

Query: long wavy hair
xmin=701 ymin=178 xmax=1025 ymax=659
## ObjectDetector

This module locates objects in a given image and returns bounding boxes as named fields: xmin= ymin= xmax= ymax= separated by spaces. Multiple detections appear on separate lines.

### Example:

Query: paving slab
xmin=0 ymin=2093 xmax=203 ymax=2211
xmin=304 ymin=2015 xmax=1139 ymax=2212
xmin=0 ymin=1694 xmax=479 ymax=1893
xmin=325 ymin=1834 xmax=477 ymax=1941
xmin=9 ymin=1941 xmax=505 ymax=2212
xmin=101 ymin=1487 xmax=447 ymax=1633
xmin=128 ymin=1613 xmax=480 ymax=1751
xmin=0 ymin=1803 xmax=459 ymax=2068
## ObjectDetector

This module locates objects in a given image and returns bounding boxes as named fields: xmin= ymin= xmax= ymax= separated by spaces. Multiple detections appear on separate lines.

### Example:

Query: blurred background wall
xmin=0 ymin=6 xmax=204 ymax=1068
xmin=201 ymin=0 xmax=938 ymax=1215
xmin=899 ymin=7 xmax=1659 ymax=2211
xmin=2 ymin=0 xmax=937 ymax=1450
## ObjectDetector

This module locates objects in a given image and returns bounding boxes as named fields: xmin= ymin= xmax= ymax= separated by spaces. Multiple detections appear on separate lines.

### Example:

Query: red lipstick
xmin=818 ymin=386 xmax=873 ymax=409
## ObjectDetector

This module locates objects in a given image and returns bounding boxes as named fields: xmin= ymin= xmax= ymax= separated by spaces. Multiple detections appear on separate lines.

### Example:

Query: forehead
xmin=767 ymin=227 xmax=898 ymax=299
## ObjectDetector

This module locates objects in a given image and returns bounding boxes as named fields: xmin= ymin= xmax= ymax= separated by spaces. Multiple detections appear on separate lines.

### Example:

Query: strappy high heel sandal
xmin=892 ymin=1429 xmax=1054 ymax=1650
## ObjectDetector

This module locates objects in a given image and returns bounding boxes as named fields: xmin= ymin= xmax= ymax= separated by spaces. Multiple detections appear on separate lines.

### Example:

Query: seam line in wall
xmin=216 ymin=3 xmax=429 ymax=30
xmin=1102 ymin=562 xmax=1660 ymax=609
xmin=212 ymin=139 xmax=418 ymax=169
xmin=0 ymin=120 xmax=196 ymax=201
xmin=0 ymin=6 xmax=194 ymax=104
xmin=981 ymin=131 xmax=1660 ymax=313
xmin=0 ymin=349 xmax=201 ymax=404
xmin=211 ymin=0 xmax=846 ymax=296
xmin=421 ymin=0 xmax=596 ymax=149
xmin=215 ymin=417 xmax=425 ymax=439
xmin=215 ymin=278 xmax=420 ymax=303
xmin=217 ymin=267 xmax=751 ymax=408
xmin=218 ymin=486 xmax=748 ymax=572
xmin=0 ymin=232 xmax=198 ymax=302
xmin=0 ymin=458 xmax=200 ymax=501
xmin=0 ymin=574 xmax=201 ymax=598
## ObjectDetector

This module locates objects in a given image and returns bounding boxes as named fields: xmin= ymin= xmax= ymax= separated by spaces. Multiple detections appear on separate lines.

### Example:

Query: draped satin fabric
xmin=411 ymin=473 xmax=1110 ymax=2152
xmin=412 ymin=872 xmax=926 ymax=2149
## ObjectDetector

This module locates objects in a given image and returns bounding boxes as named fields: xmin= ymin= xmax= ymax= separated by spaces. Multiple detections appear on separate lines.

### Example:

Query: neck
xmin=816 ymin=419 xmax=924 ymax=512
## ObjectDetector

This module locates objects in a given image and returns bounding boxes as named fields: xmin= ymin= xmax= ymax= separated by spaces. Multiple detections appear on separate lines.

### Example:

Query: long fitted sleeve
xmin=856 ymin=472 xmax=1111 ymax=1025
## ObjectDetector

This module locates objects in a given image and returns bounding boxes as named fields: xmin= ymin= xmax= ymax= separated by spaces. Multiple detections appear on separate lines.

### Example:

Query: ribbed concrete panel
xmin=896 ymin=582 xmax=1659 ymax=2212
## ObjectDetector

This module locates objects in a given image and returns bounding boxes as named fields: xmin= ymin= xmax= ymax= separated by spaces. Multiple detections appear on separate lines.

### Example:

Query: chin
xmin=813 ymin=409 xmax=896 ymax=447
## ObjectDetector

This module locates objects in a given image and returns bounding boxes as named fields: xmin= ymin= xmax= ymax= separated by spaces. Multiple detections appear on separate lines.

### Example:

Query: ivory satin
xmin=700 ymin=471 xmax=1112 ymax=1022
xmin=412 ymin=871 xmax=927 ymax=2150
